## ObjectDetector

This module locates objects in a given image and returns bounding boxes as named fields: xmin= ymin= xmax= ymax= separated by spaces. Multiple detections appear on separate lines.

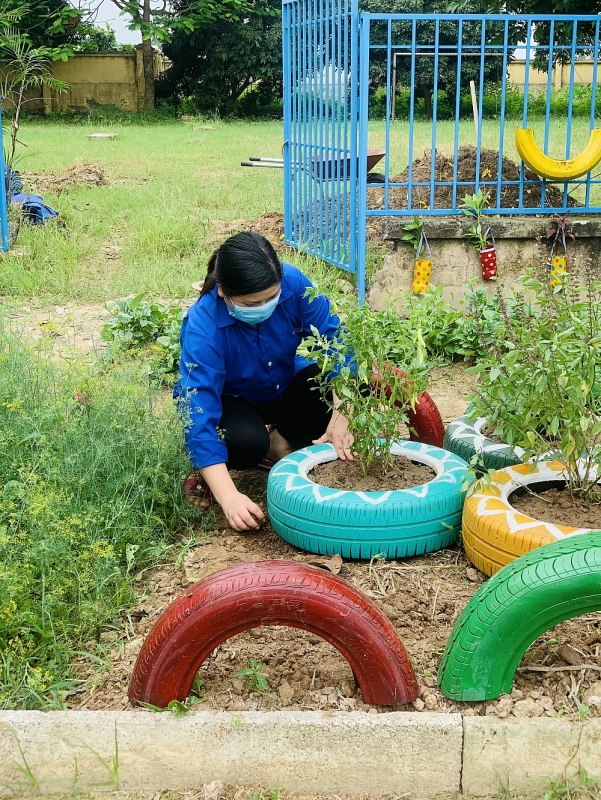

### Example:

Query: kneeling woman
xmin=176 ymin=231 xmax=353 ymax=532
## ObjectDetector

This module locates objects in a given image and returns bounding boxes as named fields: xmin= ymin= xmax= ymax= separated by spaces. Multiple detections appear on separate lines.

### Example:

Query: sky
xmin=90 ymin=0 xmax=141 ymax=44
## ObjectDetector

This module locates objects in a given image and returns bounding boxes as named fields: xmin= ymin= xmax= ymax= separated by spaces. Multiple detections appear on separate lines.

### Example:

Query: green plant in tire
xmin=467 ymin=269 xmax=601 ymax=500
xmin=298 ymin=296 xmax=429 ymax=475
xmin=237 ymin=659 xmax=269 ymax=692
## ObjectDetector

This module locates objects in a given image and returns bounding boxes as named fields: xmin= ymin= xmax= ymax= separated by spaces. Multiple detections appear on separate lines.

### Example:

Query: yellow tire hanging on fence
xmin=462 ymin=461 xmax=593 ymax=576
xmin=515 ymin=128 xmax=601 ymax=180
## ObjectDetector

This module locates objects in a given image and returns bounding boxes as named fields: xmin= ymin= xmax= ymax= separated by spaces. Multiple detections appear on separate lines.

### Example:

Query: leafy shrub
xmin=298 ymin=294 xmax=429 ymax=474
xmin=468 ymin=271 xmax=601 ymax=499
xmin=406 ymin=283 xmax=525 ymax=362
xmin=101 ymin=294 xmax=184 ymax=385
xmin=0 ymin=324 xmax=194 ymax=708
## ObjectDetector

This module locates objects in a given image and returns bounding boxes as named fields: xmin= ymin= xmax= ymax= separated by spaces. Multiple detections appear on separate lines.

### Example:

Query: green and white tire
xmin=443 ymin=414 xmax=525 ymax=473
xmin=267 ymin=441 xmax=470 ymax=559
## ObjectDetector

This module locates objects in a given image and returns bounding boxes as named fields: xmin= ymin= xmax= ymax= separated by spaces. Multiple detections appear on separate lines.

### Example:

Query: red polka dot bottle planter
xmin=479 ymin=244 xmax=498 ymax=280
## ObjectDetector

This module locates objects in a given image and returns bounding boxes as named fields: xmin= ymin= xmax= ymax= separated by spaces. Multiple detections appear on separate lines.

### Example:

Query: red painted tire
xmin=406 ymin=391 xmax=445 ymax=448
xmin=371 ymin=365 xmax=445 ymax=448
xmin=129 ymin=561 xmax=419 ymax=707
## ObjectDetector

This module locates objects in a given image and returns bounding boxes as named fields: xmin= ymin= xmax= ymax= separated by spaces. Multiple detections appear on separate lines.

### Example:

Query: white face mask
xmin=227 ymin=291 xmax=281 ymax=324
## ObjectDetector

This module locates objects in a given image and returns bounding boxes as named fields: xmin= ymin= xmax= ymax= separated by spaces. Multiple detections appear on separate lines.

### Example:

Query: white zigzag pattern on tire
xmin=470 ymin=460 xmax=591 ymax=539
xmin=472 ymin=494 xmax=590 ymax=539
xmin=447 ymin=417 xmax=525 ymax=457
xmin=270 ymin=443 xmax=466 ymax=505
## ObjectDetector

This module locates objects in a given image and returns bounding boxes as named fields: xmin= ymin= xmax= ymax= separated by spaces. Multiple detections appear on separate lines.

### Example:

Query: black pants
xmin=220 ymin=364 xmax=333 ymax=470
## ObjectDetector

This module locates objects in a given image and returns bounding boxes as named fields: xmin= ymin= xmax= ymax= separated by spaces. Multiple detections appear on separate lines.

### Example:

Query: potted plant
xmin=267 ymin=297 xmax=471 ymax=559
xmin=546 ymin=211 xmax=575 ymax=291
xmin=459 ymin=270 xmax=601 ymax=575
xmin=460 ymin=190 xmax=497 ymax=281
xmin=401 ymin=216 xmax=433 ymax=295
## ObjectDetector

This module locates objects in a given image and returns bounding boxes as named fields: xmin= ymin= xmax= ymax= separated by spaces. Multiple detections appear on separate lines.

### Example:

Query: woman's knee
xmin=220 ymin=396 xmax=270 ymax=470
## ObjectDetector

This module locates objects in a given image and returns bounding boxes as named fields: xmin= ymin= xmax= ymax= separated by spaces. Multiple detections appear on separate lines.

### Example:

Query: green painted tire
xmin=267 ymin=441 xmax=469 ymax=559
xmin=438 ymin=531 xmax=601 ymax=701
xmin=443 ymin=414 xmax=524 ymax=473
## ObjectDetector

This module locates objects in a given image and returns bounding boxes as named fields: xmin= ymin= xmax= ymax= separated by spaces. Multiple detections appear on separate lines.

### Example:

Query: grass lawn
xmin=2 ymin=116 xmax=597 ymax=303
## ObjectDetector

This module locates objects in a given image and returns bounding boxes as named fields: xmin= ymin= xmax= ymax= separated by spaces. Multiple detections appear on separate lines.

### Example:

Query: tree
xmin=157 ymin=0 xmax=281 ymax=116
xmin=77 ymin=0 xmax=252 ymax=110
xmin=363 ymin=0 xmax=510 ymax=119
xmin=0 ymin=1 xmax=129 ymax=56
xmin=448 ymin=0 xmax=601 ymax=71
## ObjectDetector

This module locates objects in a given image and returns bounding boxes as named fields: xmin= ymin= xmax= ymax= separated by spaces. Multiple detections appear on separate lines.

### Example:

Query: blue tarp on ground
xmin=11 ymin=193 xmax=59 ymax=225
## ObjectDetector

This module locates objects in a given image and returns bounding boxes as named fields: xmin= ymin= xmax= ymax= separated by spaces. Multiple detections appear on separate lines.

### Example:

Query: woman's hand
xmin=201 ymin=463 xmax=265 ymax=531
xmin=313 ymin=409 xmax=354 ymax=460
xmin=220 ymin=490 xmax=265 ymax=531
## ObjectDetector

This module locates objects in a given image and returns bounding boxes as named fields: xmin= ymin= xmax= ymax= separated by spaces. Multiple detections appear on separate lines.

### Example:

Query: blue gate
xmin=282 ymin=0 xmax=364 ymax=295
xmin=283 ymin=11 xmax=601 ymax=303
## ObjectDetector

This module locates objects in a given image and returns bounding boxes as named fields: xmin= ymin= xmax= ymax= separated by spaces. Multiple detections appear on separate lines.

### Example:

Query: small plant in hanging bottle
xmin=546 ymin=212 xmax=575 ymax=291
xmin=402 ymin=217 xmax=432 ymax=294
xmin=460 ymin=189 xmax=497 ymax=280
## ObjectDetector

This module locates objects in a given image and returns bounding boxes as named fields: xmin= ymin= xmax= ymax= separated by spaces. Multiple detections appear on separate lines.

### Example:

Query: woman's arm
xmin=202 ymin=463 xmax=265 ymax=531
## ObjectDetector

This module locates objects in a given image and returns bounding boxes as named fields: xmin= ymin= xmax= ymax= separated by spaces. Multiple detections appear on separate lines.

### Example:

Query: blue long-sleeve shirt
xmin=175 ymin=263 xmax=343 ymax=469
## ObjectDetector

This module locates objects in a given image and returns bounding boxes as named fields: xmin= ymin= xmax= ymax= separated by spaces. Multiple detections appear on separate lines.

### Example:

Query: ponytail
xmin=199 ymin=249 xmax=219 ymax=299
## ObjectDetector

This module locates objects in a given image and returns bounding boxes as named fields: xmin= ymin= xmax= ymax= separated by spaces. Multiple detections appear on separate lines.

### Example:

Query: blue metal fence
xmin=0 ymin=111 xmax=9 ymax=252
xmin=283 ymin=11 xmax=601 ymax=302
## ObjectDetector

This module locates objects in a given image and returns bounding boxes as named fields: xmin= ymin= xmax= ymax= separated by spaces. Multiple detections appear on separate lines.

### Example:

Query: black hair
xmin=200 ymin=231 xmax=282 ymax=299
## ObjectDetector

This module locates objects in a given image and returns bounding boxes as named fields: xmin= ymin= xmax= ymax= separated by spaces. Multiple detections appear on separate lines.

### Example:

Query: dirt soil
xmin=367 ymin=145 xmax=581 ymax=212
xmin=310 ymin=455 xmax=436 ymax=492
xmin=25 ymin=163 xmax=108 ymax=194
xmin=511 ymin=486 xmax=601 ymax=529
xmin=67 ymin=360 xmax=601 ymax=720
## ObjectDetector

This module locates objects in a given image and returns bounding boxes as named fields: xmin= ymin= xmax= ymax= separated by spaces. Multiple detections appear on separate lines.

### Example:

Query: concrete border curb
xmin=463 ymin=717 xmax=601 ymax=797
xmin=0 ymin=711 xmax=462 ymax=796
xmin=1 ymin=711 xmax=600 ymax=797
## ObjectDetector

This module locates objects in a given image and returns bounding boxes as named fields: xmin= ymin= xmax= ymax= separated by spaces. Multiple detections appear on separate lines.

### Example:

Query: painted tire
xmin=443 ymin=414 xmax=524 ymax=473
xmin=463 ymin=461 xmax=593 ymax=577
xmin=267 ymin=441 xmax=469 ymax=559
xmin=129 ymin=561 xmax=419 ymax=707
xmin=406 ymin=391 xmax=445 ymax=448
xmin=438 ymin=532 xmax=601 ymax=701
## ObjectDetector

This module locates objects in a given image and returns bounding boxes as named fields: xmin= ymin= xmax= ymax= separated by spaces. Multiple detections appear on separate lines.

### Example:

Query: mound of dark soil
xmin=367 ymin=145 xmax=581 ymax=211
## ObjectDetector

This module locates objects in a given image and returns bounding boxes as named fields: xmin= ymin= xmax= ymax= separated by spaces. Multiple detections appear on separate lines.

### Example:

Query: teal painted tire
xmin=443 ymin=414 xmax=524 ymax=473
xmin=267 ymin=441 xmax=469 ymax=559
xmin=438 ymin=532 xmax=601 ymax=702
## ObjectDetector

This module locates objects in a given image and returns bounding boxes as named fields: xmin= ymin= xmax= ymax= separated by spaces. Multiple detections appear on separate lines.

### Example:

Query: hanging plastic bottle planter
xmin=479 ymin=232 xmax=498 ymax=281
xmin=402 ymin=217 xmax=432 ymax=295
xmin=546 ymin=213 xmax=574 ymax=291
xmin=411 ymin=232 xmax=433 ymax=295
xmin=460 ymin=190 xmax=497 ymax=281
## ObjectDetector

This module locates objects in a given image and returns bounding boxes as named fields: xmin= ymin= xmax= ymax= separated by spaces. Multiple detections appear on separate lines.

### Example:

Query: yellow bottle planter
xmin=515 ymin=128 xmax=601 ymax=180
xmin=550 ymin=253 xmax=567 ymax=290
xmin=412 ymin=257 xmax=432 ymax=294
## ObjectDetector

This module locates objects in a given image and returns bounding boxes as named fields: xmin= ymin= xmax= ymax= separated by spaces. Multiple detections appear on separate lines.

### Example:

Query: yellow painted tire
xmin=463 ymin=461 xmax=592 ymax=576
xmin=515 ymin=128 xmax=601 ymax=180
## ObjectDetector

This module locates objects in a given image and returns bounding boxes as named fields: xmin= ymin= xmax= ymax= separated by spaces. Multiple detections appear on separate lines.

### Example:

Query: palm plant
xmin=0 ymin=27 xmax=69 ymax=169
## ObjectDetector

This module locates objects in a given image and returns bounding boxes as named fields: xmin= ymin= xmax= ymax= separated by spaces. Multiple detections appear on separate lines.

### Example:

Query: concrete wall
xmin=6 ymin=47 xmax=170 ymax=114
xmin=507 ymin=59 xmax=601 ymax=91
xmin=367 ymin=216 xmax=601 ymax=311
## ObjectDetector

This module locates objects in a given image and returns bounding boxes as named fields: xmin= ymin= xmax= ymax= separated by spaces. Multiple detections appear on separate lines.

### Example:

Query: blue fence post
xmin=0 ymin=109 xmax=9 ymax=252
xmin=283 ymin=1 xmax=292 ymax=245
xmin=357 ymin=11 xmax=370 ymax=305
